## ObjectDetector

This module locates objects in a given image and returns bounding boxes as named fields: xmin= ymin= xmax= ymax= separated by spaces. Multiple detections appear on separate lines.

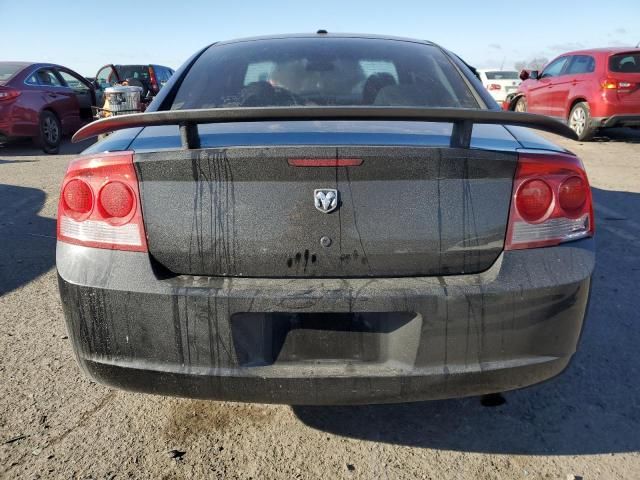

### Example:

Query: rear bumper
xmin=594 ymin=114 xmax=640 ymax=128
xmin=57 ymin=239 xmax=594 ymax=404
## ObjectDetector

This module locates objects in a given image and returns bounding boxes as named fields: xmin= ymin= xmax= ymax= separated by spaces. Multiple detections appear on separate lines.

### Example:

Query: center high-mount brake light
xmin=505 ymin=152 xmax=594 ymax=250
xmin=57 ymin=151 xmax=147 ymax=252
xmin=288 ymin=158 xmax=363 ymax=167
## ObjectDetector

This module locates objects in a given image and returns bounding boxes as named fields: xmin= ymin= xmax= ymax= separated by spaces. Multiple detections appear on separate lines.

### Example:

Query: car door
xmin=55 ymin=68 xmax=96 ymax=125
xmin=24 ymin=67 xmax=78 ymax=132
xmin=528 ymin=57 xmax=569 ymax=115
xmin=564 ymin=55 xmax=596 ymax=117
xmin=94 ymin=64 xmax=119 ymax=107
xmin=546 ymin=57 xmax=574 ymax=118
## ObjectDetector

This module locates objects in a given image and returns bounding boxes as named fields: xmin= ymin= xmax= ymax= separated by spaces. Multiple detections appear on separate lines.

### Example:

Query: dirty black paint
xmin=135 ymin=145 xmax=515 ymax=278
xmin=287 ymin=249 xmax=318 ymax=273
xmin=57 ymin=237 xmax=594 ymax=404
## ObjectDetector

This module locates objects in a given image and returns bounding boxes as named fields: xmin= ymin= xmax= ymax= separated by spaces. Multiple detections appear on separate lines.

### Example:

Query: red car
xmin=509 ymin=48 xmax=640 ymax=140
xmin=0 ymin=62 xmax=96 ymax=153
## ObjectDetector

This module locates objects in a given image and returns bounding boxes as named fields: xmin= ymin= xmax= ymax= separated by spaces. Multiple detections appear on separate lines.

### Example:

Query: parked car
xmin=93 ymin=64 xmax=174 ymax=106
xmin=477 ymin=69 xmax=521 ymax=104
xmin=57 ymin=33 xmax=594 ymax=405
xmin=0 ymin=62 xmax=96 ymax=153
xmin=509 ymin=48 xmax=640 ymax=140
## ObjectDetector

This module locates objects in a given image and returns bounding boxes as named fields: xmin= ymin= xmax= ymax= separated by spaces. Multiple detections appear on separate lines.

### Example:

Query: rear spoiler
xmin=72 ymin=106 xmax=578 ymax=148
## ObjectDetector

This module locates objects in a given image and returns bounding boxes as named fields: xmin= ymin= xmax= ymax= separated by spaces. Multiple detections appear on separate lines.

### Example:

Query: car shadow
xmin=0 ymin=137 xmax=95 ymax=157
xmin=293 ymin=187 xmax=640 ymax=456
xmin=593 ymin=127 xmax=640 ymax=143
xmin=0 ymin=158 xmax=38 ymax=165
xmin=0 ymin=184 xmax=56 ymax=296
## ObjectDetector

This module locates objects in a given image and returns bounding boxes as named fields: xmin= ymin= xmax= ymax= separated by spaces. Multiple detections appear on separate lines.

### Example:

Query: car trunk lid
xmin=135 ymin=124 xmax=517 ymax=277
xmin=486 ymin=79 xmax=520 ymax=96
xmin=607 ymin=52 xmax=640 ymax=104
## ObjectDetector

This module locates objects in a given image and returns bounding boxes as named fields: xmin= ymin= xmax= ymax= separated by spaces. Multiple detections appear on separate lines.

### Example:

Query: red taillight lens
xmin=57 ymin=151 xmax=147 ymax=252
xmin=559 ymin=176 xmax=587 ymax=212
xmin=488 ymin=84 xmax=502 ymax=91
xmin=516 ymin=179 xmax=552 ymax=221
xmin=62 ymin=179 xmax=93 ymax=215
xmin=600 ymin=78 xmax=634 ymax=90
xmin=99 ymin=182 xmax=134 ymax=218
xmin=0 ymin=88 xmax=21 ymax=101
xmin=505 ymin=152 xmax=594 ymax=250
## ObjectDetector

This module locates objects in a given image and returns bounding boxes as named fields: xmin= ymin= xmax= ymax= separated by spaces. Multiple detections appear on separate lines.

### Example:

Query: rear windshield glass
xmin=115 ymin=65 xmax=150 ymax=82
xmin=0 ymin=63 xmax=25 ymax=82
xmin=609 ymin=53 xmax=640 ymax=73
xmin=484 ymin=71 xmax=519 ymax=80
xmin=171 ymin=38 xmax=479 ymax=109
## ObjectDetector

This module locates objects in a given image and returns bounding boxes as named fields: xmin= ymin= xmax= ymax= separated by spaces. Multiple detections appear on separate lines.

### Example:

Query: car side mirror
xmin=519 ymin=69 xmax=529 ymax=81
xmin=529 ymin=70 xmax=539 ymax=80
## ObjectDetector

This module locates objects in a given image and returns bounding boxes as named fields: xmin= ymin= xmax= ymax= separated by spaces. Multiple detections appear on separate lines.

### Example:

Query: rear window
xmin=484 ymin=71 xmax=519 ymax=80
xmin=171 ymin=38 xmax=479 ymax=109
xmin=115 ymin=65 xmax=150 ymax=82
xmin=609 ymin=53 xmax=640 ymax=73
xmin=0 ymin=63 xmax=25 ymax=83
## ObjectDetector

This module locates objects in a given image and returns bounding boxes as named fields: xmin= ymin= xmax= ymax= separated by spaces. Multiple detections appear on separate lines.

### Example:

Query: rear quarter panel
xmin=4 ymin=77 xmax=44 ymax=137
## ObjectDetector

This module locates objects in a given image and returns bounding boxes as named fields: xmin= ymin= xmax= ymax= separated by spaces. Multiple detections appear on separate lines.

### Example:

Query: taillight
xmin=558 ymin=176 xmax=587 ymax=211
xmin=601 ymin=78 xmax=635 ymax=91
xmin=0 ymin=88 xmax=20 ymax=101
xmin=505 ymin=152 xmax=594 ymax=250
xmin=516 ymin=179 xmax=553 ymax=221
xmin=57 ymin=151 xmax=147 ymax=252
xmin=99 ymin=182 xmax=134 ymax=218
xmin=149 ymin=67 xmax=159 ymax=94
xmin=487 ymin=84 xmax=502 ymax=91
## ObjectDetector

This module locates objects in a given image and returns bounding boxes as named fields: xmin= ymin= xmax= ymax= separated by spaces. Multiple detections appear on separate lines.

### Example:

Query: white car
xmin=477 ymin=69 xmax=521 ymax=104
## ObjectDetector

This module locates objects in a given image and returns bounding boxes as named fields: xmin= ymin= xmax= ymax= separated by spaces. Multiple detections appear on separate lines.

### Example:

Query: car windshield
xmin=609 ymin=53 xmax=640 ymax=73
xmin=171 ymin=37 xmax=479 ymax=110
xmin=0 ymin=63 xmax=25 ymax=83
xmin=484 ymin=71 xmax=519 ymax=80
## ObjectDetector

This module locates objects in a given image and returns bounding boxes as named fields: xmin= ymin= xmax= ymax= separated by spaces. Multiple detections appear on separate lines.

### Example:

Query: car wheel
xmin=38 ymin=111 xmax=61 ymax=154
xmin=569 ymin=102 xmax=596 ymax=141
xmin=515 ymin=96 xmax=527 ymax=112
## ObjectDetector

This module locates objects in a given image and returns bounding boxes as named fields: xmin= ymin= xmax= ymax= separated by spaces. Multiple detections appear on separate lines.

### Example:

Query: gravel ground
xmin=1 ymin=129 xmax=639 ymax=480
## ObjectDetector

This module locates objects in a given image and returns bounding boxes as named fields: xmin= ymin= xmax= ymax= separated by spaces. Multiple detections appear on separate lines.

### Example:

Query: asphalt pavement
xmin=1 ymin=129 xmax=639 ymax=479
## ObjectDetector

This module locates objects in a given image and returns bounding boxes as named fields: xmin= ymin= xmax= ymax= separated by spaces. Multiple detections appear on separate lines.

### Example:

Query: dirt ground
xmin=1 ymin=129 xmax=639 ymax=480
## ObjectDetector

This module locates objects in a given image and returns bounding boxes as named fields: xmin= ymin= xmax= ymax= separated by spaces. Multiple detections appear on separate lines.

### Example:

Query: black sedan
xmin=56 ymin=33 xmax=594 ymax=404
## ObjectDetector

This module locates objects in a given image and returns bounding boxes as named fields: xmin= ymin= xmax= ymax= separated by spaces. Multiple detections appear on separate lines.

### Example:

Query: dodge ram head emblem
xmin=314 ymin=189 xmax=338 ymax=213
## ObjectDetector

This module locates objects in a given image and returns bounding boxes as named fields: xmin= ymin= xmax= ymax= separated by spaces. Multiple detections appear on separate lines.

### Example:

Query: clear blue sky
xmin=2 ymin=0 xmax=638 ymax=76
